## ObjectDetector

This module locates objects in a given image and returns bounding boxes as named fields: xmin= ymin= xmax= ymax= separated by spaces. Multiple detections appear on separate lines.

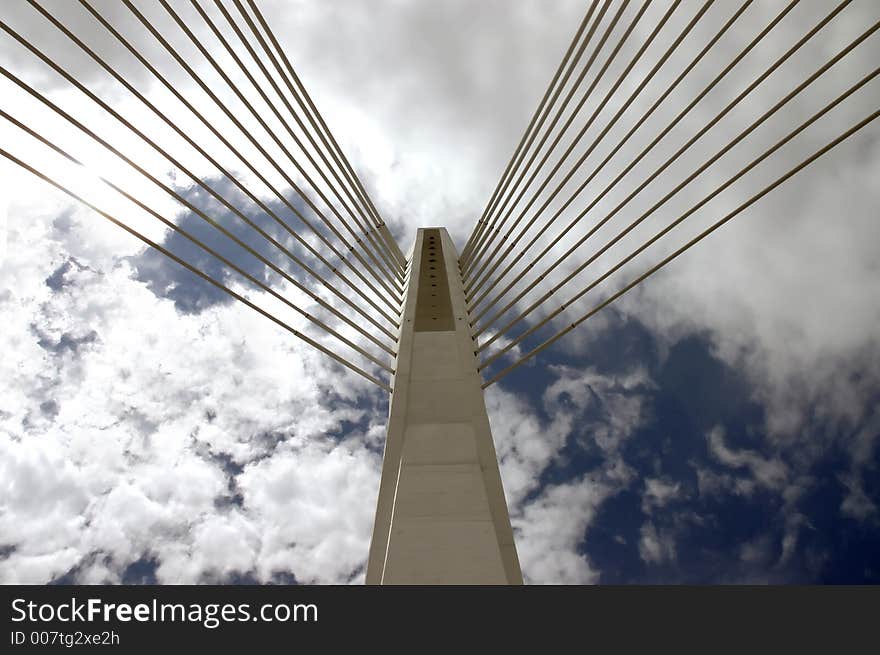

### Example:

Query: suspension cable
xmin=72 ymin=0 xmax=399 ymax=328
xmin=469 ymin=0 xmax=752 ymax=329
xmin=462 ymin=0 xmax=617 ymax=275
xmin=1 ymin=112 xmax=394 ymax=373
xmin=11 ymin=4 xmax=401 ymax=336
xmin=460 ymin=0 xmax=600 ymax=264
xmin=0 ymin=81 xmax=397 ymax=357
xmin=0 ymin=77 xmax=396 ymax=358
xmin=245 ymin=0 xmax=406 ymax=268
xmin=479 ymin=3 xmax=866 ymax=359
xmin=479 ymin=62 xmax=880 ymax=380
xmin=474 ymin=0 xmax=816 ymax=342
xmin=204 ymin=0 xmax=404 ymax=285
xmin=0 ymin=147 xmax=394 ymax=392
xmin=124 ymin=0 xmax=403 ymax=307
xmin=224 ymin=0 xmax=404 ymax=280
xmin=467 ymin=0 xmax=687 ymax=305
xmin=464 ymin=0 xmax=641 ymax=283
xmin=482 ymin=105 xmax=880 ymax=388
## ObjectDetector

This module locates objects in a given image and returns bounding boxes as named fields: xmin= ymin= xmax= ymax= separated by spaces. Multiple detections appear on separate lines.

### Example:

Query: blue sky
xmin=1 ymin=0 xmax=878 ymax=584
xmin=499 ymin=319 xmax=880 ymax=583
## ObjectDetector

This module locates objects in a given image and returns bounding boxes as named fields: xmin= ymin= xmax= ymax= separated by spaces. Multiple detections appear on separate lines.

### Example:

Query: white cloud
xmin=486 ymin=385 xmax=567 ymax=507
xmin=544 ymin=364 xmax=654 ymax=455
xmin=0 ymin=198 xmax=385 ymax=583
xmin=642 ymin=476 xmax=682 ymax=515
xmin=638 ymin=521 xmax=676 ymax=565
xmin=488 ymin=363 xmax=650 ymax=510
xmin=839 ymin=471 xmax=877 ymax=521
xmin=236 ymin=437 xmax=380 ymax=584
xmin=2 ymin=0 xmax=878 ymax=585
xmin=513 ymin=475 xmax=611 ymax=584
xmin=488 ymin=363 xmax=651 ymax=582
xmin=707 ymin=426 xmax=788 ymax=492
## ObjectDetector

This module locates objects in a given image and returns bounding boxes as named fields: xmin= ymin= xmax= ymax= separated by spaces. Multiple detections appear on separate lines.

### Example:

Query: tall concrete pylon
xmin=366 ymin=227 xmax=523 ymax=584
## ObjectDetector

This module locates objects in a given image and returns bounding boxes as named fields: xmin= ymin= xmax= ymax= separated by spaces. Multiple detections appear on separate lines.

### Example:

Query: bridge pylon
xmin=366 ymin=227 xmax=523 ymax=584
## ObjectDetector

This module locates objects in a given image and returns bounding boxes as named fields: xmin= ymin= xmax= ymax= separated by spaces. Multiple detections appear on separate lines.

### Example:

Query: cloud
xmin=489 ymin=362 xmax=652 ymax=582
xmin=252 ymin=0 xmax=587 ymax=247
xmin=638 ymin=521 xmax=677 ymax=565
xmin=236 ymin=438 xmax=380 ymax=584
xmin=1 ymin=0 xmax=878 ymax=585
xmin=513 ymin=475 xmax=611 ymax=584
xmin=0 ymin=197 xmax=385 ymax=583
xmin=486 ymin=384 xmax=567 ymax=507
xmin=544 ymin=364 xmax=654 ymax=455
xmin=839 ymin=471 xmax=877 ymax=521
xmin=641 ymin=476 xmax=682 ymax=515
xmin=707 ymin=425 xmax=788 ymax=492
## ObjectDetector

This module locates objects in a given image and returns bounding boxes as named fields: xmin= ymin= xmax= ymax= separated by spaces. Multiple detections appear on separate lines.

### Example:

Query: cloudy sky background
xmin=1 ymin=0 xmax=878 ymax=583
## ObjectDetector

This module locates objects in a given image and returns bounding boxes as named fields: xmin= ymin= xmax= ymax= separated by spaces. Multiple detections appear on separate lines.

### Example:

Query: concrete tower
xmin=366 ymin=228 xmax=522 ymax=584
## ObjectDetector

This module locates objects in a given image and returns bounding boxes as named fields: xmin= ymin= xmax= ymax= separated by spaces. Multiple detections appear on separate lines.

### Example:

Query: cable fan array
xmin=459 ymin=0 xmax=880 ymax=387
xmin=2 ymin=1 xmax=878 ymax=394
xmin=0 ymin=0 xmax=406 ymax=391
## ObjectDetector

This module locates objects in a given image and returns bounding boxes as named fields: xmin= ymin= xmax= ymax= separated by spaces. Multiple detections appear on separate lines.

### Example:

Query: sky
xmin=0 ymin=0 xmax=878 ymax=584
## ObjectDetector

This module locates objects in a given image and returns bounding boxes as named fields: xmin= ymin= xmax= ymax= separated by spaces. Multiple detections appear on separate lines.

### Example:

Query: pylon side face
xmin=366 ymin=228 xmax=522 ymax=584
